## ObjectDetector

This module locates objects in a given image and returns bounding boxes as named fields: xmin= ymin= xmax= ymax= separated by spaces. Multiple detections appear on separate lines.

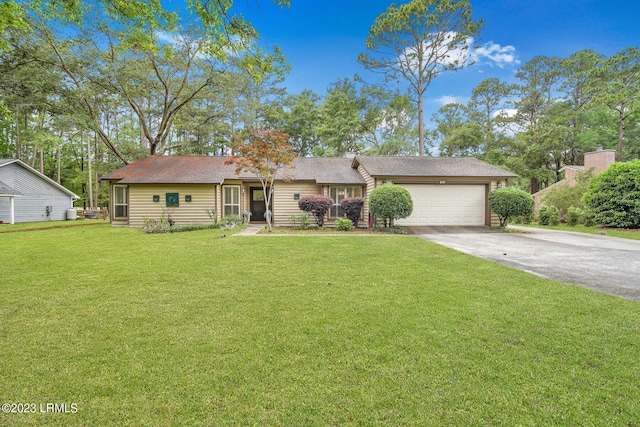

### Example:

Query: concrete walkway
xmin=232 ymin=224 xmax=264 ymax=236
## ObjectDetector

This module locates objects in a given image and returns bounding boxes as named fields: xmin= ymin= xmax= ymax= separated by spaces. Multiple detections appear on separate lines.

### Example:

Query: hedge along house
xmin=101 ymin=155 xmax=516 ymax=227
xmin=0 ymin=159 xmax=79 ymax=224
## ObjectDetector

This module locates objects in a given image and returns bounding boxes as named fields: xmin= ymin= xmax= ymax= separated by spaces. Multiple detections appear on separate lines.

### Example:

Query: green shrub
xmin=582 ymin=209 xmax=596 ymax=227
xmin=219 ymin=215 xmax=242 ymax=230
xmin=289 ymin=213 xmax=311 ymax=229
xmin=340 ymin=197 xmax=364 ymax=227
xmin=369 ymin=185 xmax=413 ymax=227
xmin=541 ymin=170 xmax=592 ymax=214
xmin=565 ymin=206 xmax=582 ymax=226
xmin=205 ymin=206 xmax=218 ymax=224
xmin=488 ymin=187 xmax=535 ymax=227
xmin=371 ymin=225 xmax=406 ymax=234
xmin=170 ymin=224 xmax=220 ymax=233
xmin=582 ymin=159 xmax=640 ymax=228
xmin=512 ymin=212 xmax=534 ymax=225
xmin=298 ymin=195 xmax=333 ymax=227
xmin=538 ymin=205 xmax=560 ymax=226
xmin=142 ymin=211 xmax=173 ymax=233
xmin=335 ymin=218 xmax=353 ymax=231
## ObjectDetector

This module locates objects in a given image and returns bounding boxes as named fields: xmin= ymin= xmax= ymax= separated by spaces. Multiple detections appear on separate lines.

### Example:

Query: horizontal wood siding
xmin=272 ymin=181 xmax=321 ymax=225
xmin=0 ymin=163 xmax=74 ymax=223
xmin=358 ymin=165 xmax=375 ymax=221
xmin=128 ymin=184 xmax=217 ymax=226
xmin=489 ymin=180 xmax=500 ymax=227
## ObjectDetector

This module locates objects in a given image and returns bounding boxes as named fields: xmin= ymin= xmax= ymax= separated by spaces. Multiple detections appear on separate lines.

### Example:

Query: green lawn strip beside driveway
xmin=1 ymin=226 xmax=639 ymax=426
xmin=512 ymin=223 xmax=640 ymax=240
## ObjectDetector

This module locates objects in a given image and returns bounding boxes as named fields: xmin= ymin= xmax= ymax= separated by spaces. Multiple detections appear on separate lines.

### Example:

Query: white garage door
xmin=396 ymin=184 xmax=486 ymax=226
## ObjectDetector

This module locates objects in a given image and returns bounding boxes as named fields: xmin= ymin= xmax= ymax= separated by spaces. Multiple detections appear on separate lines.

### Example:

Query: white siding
xmin=0 ymin=163 xmax=75 ymax=223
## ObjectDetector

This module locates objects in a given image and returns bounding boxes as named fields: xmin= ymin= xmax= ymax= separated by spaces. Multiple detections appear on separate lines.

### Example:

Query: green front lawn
xmin=1 ymin=226 xmax=639 ymax=426
xmin=513 ymin=222 xmax=640 ymax=240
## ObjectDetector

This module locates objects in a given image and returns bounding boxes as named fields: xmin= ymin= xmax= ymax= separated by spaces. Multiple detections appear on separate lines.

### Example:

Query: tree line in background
xmin=0 ymin=0 xmax=638 ymax=209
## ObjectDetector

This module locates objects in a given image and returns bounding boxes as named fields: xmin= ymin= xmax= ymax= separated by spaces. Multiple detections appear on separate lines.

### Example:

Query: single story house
xmin=101 ymin=155 xmax=517 ymax=227
xmin=0 ymin=159 xmax=79 ymax=224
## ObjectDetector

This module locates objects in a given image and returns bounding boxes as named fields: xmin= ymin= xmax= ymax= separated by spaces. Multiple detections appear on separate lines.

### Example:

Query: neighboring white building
xmin=0 ymin=159 xmax=79 ymax=224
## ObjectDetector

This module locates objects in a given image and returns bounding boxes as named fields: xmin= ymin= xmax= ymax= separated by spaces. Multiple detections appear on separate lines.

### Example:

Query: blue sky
xmin=220 ymin=0 xmax=640 ymax=121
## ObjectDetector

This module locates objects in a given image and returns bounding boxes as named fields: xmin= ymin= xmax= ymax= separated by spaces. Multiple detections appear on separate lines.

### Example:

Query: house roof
xmin=290 ymin=157 xmax=366 ymax=184
xmin=101 ymin=156 xmax=367 ymax=185
xmin=101 ymin=155 xmax=516 ymax=185
xmin=0 ymin=158 xmax=79 ymax=199
xmin=352 ymin=156 xmax=517 ymax=178
xmin=101 ymin=156 xmax=237 ymax=184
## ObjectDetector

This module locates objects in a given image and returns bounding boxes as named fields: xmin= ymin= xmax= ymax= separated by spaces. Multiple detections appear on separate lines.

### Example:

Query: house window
xmin=114 ymin=185 xmax=128 ymax=219
xmin=223 ymin=186 xmax=240 ymax=217
xmin=330 ymin=186 xmax=360 ymax=218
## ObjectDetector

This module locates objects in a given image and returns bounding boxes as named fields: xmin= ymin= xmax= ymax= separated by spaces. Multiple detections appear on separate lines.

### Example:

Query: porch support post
xmin=9 ymin=196 xmax=15 ymax=224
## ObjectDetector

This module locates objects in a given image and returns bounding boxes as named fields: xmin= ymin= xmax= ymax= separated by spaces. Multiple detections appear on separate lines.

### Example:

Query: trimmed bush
xmin=335 ymin=217 xmax=353 ymax=231
xmin=582 ymin=159 xmax=640 ymax=228
xmin=369 ymin=184 xmax=413 ymax=227
xmin=538 ymin=205 xmax=560 ymax=226
xmin=298 ymin=195 xmax=333 ymax=227
xmin=565 ymin=206 xmax=582 ymax=226
xmin=487 ymin=187 xmax=534 ymax=227
xmin=340 ymin=197 xmax=364 ymax=227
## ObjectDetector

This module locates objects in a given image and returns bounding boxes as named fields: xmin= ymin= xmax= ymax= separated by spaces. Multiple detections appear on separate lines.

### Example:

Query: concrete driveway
xmin=407 ymin=226 xmax=640 ymax=302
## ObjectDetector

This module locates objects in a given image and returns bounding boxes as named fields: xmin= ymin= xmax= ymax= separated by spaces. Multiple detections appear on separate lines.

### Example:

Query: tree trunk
xmin=87 ymin=134 xmax=94 ymax=210
xmin=417 ymin=81 xmax=425 ymax=156
xmin=617 ymin=110 xmax=625 ymax=162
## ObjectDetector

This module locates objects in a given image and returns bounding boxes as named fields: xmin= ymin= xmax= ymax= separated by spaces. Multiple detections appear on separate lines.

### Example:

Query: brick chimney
xmin=584 ymin=148 xmax=616 ymax=175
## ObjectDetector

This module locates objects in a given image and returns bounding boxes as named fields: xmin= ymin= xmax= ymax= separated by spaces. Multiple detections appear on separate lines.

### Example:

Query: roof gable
xmin=0 ymin=159 xmax=79 ymax=198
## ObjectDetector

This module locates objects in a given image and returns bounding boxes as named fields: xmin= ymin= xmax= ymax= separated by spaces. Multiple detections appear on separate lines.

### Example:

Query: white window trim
xmin=113 ymin=185 xmax=128 ymax=219
xmin=223 ymin=185 xmax=241 ymax=217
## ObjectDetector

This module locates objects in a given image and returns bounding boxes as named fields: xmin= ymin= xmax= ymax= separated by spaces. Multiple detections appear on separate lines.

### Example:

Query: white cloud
xmin=471 ymin=42 xmax=519 ymax=68
xmin=436 ymin=95 xmax=466 ymax=106
xmin=493 ymin=108 xmax=517 ymax=119
xmin=400 ymin=32 xmax=474 ymax=72
xmin=399 ymin=33 xmax=518 ymax=73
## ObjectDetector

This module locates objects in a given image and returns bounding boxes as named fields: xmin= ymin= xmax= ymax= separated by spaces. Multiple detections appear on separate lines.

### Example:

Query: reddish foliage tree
xmin=225 ymin=128 xmax=296 ymax=232
xmin=298 ymin=194 xmax=333 ymax=227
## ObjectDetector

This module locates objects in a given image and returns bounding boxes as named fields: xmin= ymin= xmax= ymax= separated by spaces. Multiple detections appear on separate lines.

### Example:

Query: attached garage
xmin=396 ymin=184 xmax=486 ymax=226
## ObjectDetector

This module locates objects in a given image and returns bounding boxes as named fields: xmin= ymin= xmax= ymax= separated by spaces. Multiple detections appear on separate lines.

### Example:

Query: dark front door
xmin=250 ymin=187 xmax=271 ymax=222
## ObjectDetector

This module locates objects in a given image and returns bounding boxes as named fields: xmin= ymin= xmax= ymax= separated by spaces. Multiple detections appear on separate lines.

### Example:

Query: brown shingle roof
xmin=102 ymin=155 xmax=516 ymax=185
xmin=352 ymin=156 xmax=517 ymax=178
xmin=290 ymin=157 xmax=366 ymax=184
xmin=101 ymin=156 xmax=367 ymax=185
xmin=101 ymin=156 xmax=234 ymax=184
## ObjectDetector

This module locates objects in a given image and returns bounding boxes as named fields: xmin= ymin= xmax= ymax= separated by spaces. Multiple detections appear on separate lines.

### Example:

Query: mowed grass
xmin=1 ymin=225 xmax=639 ymax=426
xmin=513 ymin=223 xmax=640 ymax=240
